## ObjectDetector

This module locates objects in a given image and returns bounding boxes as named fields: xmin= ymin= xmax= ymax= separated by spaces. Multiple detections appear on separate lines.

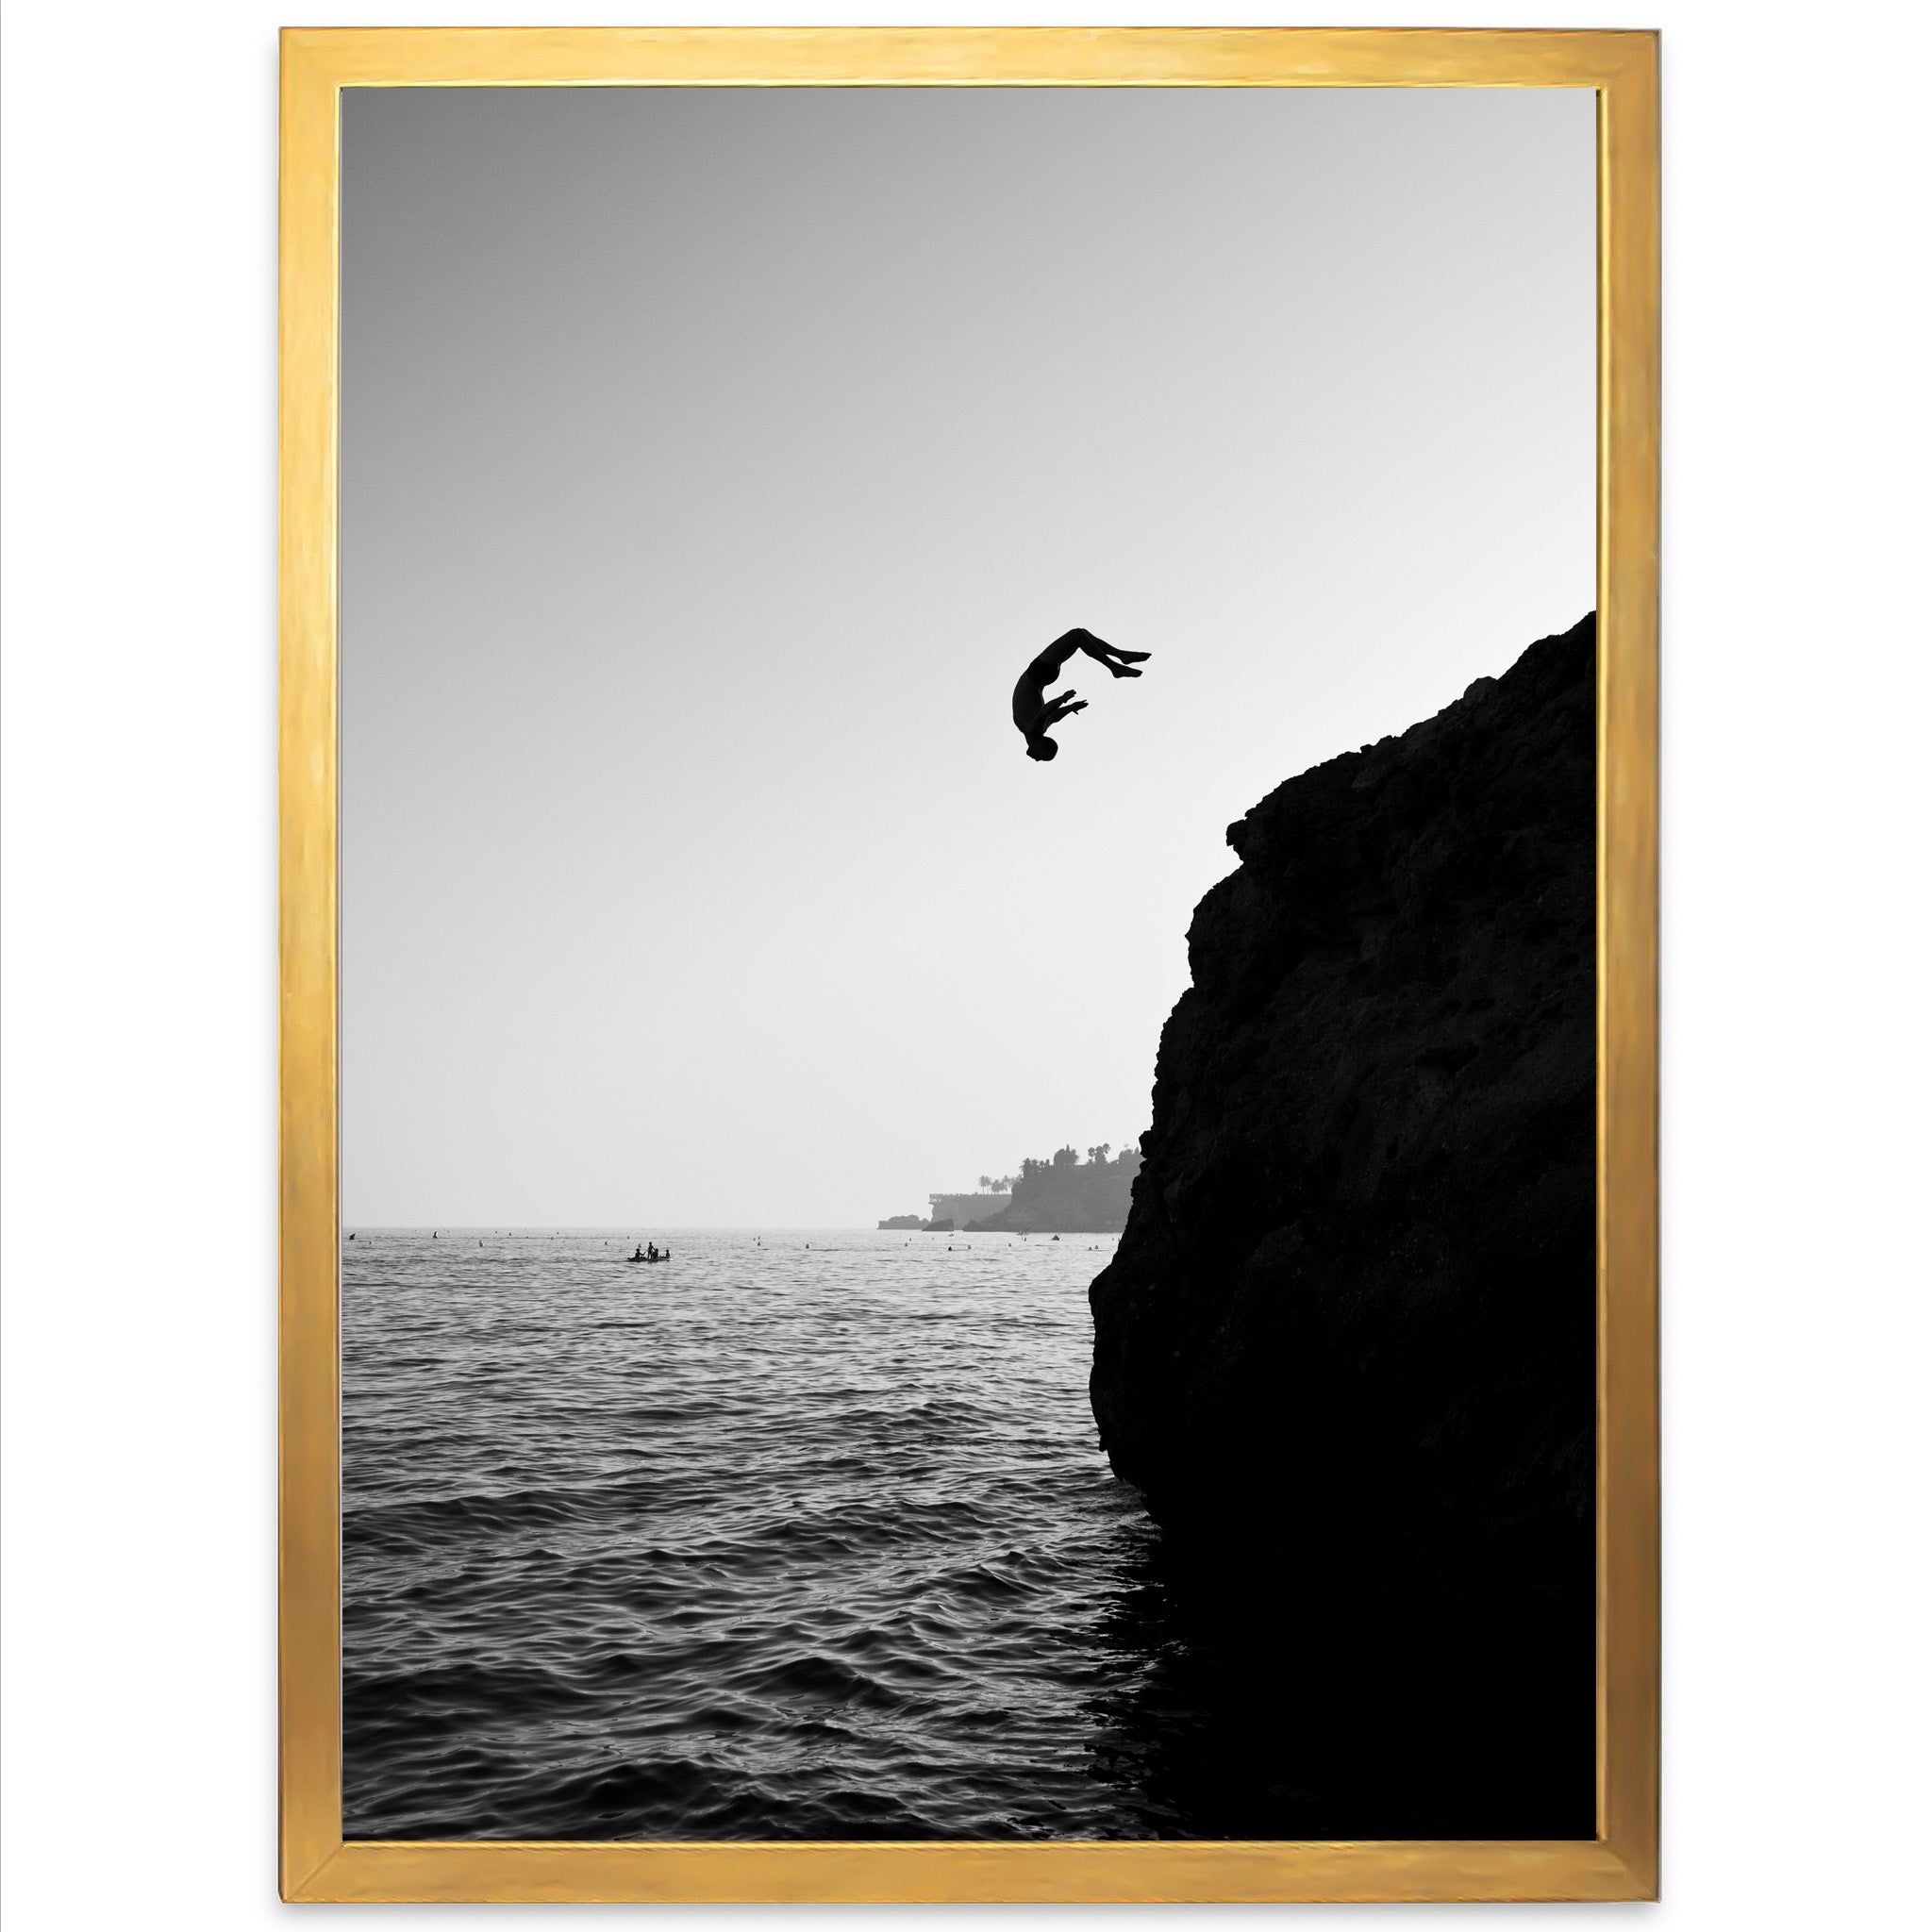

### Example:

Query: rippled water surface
xmin=343 ymin=1227 xmax=1194 ymax=1840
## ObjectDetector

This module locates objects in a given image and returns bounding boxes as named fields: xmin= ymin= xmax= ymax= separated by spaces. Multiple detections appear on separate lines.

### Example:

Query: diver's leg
xmin=1077 ymin=636 xmax=1148 ymax=678
xmin=1027 ymin=631 xmax=1092 ymax=684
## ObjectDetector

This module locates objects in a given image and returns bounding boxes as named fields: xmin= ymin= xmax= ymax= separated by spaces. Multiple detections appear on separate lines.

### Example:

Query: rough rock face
xmin=1089 ymin=614 xmax=1597 ymax=1833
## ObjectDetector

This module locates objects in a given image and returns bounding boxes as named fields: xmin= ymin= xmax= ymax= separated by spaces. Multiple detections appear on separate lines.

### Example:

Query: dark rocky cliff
xmin=1089 ymin=613 xmax=1597 ymax=1835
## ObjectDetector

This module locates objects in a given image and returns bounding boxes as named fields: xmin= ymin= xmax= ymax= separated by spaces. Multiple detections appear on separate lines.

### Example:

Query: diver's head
xmin=1025 ymin=736 xmax=1058 ymax=762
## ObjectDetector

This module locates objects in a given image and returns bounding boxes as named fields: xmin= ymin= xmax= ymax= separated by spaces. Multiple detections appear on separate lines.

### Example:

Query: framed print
xmin=280 ymin=26 xmax=1657 ymax=1904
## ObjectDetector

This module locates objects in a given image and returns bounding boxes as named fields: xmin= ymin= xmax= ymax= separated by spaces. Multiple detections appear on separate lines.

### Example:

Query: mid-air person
xmin=1011 ymin=627 xmax=1151 ymax=761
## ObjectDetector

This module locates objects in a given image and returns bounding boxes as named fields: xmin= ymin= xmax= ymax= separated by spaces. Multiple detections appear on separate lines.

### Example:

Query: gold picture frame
xmin=280 ymin=25 xmax=1657 ymax=1904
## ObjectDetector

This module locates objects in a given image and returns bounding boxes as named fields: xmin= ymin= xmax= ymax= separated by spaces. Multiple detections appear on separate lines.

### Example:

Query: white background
xmin=3 ymin=0 xmax=1926 ymax=1925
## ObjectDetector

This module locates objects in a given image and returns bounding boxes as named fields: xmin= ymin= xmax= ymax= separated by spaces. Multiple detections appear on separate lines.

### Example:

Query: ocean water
xmin=341 ymin=1227 xmax=1203 ymax=1840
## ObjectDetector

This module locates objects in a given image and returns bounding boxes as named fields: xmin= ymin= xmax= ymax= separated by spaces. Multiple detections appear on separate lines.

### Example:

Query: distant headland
xmin=879 ymin=1142 xmax=1142 ymax=1234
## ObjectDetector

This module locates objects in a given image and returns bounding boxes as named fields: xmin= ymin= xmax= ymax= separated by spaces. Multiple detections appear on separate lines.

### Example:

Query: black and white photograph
xmin=337 ymin=80 xmax=1601 ymax=1844
xmin=14 ymin=4 xmax=1932 ymax=1926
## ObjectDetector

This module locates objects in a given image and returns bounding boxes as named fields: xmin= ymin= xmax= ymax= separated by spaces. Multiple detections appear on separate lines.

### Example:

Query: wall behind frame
xmin=3 ymin=0 xmax=1926 ymax=1924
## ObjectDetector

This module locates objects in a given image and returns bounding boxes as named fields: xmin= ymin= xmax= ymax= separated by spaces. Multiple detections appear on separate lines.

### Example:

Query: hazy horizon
xmin=341 ymin=84 xmax=1595 ymax=1225
xmin=342 ymin=1224 xmax=1098 ymax=1232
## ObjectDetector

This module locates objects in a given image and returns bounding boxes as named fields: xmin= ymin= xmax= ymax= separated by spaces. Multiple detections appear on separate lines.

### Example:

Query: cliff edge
xmin=1088 ymin=614 xmax=1598 ymax=1831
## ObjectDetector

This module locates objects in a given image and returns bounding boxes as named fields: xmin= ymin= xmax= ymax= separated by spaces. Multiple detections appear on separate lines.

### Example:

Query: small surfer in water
xmin=1012 ymin=627 xmax=1150 ymax=761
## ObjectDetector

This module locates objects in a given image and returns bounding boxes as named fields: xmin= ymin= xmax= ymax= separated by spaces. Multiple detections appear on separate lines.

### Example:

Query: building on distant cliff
xmin=926 ymin=1191 xmax=1010 ymax=1230
xmin=967 ymin=1144 xmax=1142 ymax=1233
xmin=875 ymin=1150 xmax=1141 ymax=1234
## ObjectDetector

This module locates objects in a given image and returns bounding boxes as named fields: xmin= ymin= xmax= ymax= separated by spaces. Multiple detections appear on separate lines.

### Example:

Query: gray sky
xmin=341 ymin=84 xmax=1595 ymax=1227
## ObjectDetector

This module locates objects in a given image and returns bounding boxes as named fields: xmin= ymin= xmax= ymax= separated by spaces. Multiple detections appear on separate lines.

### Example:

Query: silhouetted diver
xmin=1012 ymin=627 xmax=1150 ymax=761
